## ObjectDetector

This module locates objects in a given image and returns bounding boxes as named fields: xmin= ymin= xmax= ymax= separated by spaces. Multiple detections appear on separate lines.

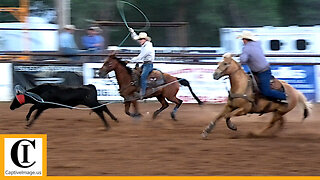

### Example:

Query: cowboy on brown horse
xmin=128 ymin=27 xmax=154 ymax=99
xmin=99 ymin=54 xmax=203 ymax=120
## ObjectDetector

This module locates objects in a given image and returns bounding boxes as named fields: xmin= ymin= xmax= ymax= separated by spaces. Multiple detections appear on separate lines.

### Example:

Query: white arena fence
xmin=1 ymin=52 xmax=320 ymax=103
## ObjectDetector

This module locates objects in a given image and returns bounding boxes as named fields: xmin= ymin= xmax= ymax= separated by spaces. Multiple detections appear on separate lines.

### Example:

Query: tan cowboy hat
xmin=136 ymin=32 xmax=151 ymax=41
xmin=64 ymin=24 xmax=76 ymax=30
xmin=237 ymin=30 xmax=258 ymax=41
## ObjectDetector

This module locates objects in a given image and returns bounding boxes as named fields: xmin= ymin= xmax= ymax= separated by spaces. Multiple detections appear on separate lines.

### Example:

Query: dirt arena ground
xmin=1 ymin=101 xmax=320 ymax=176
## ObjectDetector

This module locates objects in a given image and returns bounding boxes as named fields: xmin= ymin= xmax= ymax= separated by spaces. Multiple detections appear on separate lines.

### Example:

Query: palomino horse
xmin=201 ymin=53 xmax=311 ymax=138
xmin=99 ymin=54 xmax=203 ymax=119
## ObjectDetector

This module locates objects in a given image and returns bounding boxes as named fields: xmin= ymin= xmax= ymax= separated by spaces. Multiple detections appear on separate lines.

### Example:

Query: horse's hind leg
xmin=253 ymin=111 xmax=284 ymax=136
xmin=166 ymin=96 xmax=182 ymax=121
xmin=153 ymin=95 xmax=169 ymax=119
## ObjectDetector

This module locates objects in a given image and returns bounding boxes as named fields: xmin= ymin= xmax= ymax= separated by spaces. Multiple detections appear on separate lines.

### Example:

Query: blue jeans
xmin=140 ymin=63 xmax=153 ymax=95
xmin=256 ymin=69 xmax=286 ymax=100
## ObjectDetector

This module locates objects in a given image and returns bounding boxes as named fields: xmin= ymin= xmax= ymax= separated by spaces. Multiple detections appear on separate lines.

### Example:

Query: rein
xmin=227 ymin=66 xmax=255 ymax=103
xmin=230 ymin=66 xmax=242 ymax=76
xmin=228 ymin=78 xmax=254 ymax=102
xmin=122 ymin=78 xmax=184 ymax=102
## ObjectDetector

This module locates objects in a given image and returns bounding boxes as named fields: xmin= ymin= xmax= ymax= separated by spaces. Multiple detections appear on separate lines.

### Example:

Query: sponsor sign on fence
xmin=12 ymin=64 xmax=83 ymax=91
xmin=83 ymin=63 xmax=229 ymax=103
xmin=271 ymin=65 xmax=316 ymax=101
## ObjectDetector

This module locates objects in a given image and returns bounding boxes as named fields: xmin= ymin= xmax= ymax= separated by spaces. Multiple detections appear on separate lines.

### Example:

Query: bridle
xmin=218 ymin=61 xmax=242 ymax=77
xmin=219 ymin=61 xmax=255 ymax=103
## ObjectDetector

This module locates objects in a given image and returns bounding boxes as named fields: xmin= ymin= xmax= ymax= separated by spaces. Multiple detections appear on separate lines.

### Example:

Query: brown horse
xmin=99 ymin=54 xmax=203 ymax=120
xmin=201 ymin=53 xmax=312 ymax=138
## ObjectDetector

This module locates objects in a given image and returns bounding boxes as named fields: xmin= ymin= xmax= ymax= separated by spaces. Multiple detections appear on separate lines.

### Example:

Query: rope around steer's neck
xmin=14 ymin=85 xmax=111 ymax=110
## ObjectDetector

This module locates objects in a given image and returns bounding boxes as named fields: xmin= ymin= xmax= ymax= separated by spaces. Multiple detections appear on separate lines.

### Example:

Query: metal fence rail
xmin=1 ymin=52 xmax=320 ymax=65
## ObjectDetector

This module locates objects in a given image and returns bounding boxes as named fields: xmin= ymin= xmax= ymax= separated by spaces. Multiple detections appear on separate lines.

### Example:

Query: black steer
xmin=10 ymin=84 xmax=118 ymax=130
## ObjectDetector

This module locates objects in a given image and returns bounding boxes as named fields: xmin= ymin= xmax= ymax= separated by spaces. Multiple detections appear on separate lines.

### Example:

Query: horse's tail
xmin=296 ymin=90 xmax=312 ymax=120
xmin=177 ymin=78 xmax=203 ymax=105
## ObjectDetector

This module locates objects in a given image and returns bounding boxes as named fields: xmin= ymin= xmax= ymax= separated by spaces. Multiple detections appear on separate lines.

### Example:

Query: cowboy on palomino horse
xmin=128 ymin=27 xmax=154 ymax=100
xmin=237 ymin=30 xmax=288 ymax=103
xmin=201 ymin=52 xmax=312 ymax=138
xmin=201 ymin=31 xmax=311 ymax=139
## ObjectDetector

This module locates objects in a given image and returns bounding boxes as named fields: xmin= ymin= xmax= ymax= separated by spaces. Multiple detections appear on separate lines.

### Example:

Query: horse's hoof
xmin=24 ymin=125 xmax=30 ymax=129
xmin=130 ymin=113 xmax=140 ymax=117
xmin=170 ymin=112 xmax=177 ymax=121
xmin=246 ymin=132 xmax=258 ymax=138
xmin=201 ymin=131 xmax=209 ymax=139
xmin=135 ymin=113 xmax=142 ymax=117
xmin=152 ymin=114 xmax=157 ymax=119
xmin=226 ymin=119 xmax=237 ymax=131
xmin=132 ymin=113 xmax=142 ymax=119
xmin=227 ymin=124 xmax=237 ymax=131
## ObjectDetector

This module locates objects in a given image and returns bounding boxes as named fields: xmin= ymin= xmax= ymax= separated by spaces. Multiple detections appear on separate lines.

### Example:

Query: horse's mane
xmin=223 ymin=53 xmax=243 ymax=70
xmin=234 ymin=59 xmax=242 ymax=69
xmin=113 ymin=56 xmax=132 ymax=75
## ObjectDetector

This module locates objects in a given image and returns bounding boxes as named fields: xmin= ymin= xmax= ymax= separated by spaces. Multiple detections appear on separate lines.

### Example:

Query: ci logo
xmin=10 ymin=139 xmax=36 ymax=168
xmin=4 ymin=136 xmax=45 ymax=177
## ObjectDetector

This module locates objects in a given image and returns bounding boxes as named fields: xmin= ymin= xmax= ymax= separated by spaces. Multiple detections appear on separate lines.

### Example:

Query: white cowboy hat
xmin=237 ymin=30 xmax=258 ymax=41
xmin=64 ymin=24 xmax=76 ymax=30
xmin=92 ymin=26 xmax=103 ymax=33
xmin=135 ymin=32 xmax=151 ymax=41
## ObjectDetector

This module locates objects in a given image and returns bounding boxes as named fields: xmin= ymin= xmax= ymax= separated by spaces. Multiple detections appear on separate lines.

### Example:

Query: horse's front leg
xmin=224 ymin=107 xmax=248 ymax=131
xmin=201 ymin=105 xmax=232 ymax=139
xmin=124 ymin=101 xmax=132 ymax=116
xmin=132 ymin=100 xmax=142 ymax=118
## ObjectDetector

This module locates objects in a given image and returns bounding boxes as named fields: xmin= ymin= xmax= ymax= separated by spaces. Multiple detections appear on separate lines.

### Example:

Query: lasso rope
xmin=26 ymin=92 xmax=111 ymax=110
xmin=15 ymin=85 xmax=111 ymax=110
xmin=123 ymin=78 xmax=184 ymax=102
xmin=116 ymin=0 xmax=151 ymax=47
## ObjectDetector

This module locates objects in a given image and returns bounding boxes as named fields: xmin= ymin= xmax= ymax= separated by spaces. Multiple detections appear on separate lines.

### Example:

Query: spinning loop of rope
xmin=116 ymin=0 xmax=151 ymax=47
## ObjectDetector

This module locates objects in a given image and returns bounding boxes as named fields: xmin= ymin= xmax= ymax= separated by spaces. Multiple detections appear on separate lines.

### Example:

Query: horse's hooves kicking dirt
xmin=246 ymin=131 xmax=277 ymax=138
xmin=170 ymin=112 xmax=177 ymax=121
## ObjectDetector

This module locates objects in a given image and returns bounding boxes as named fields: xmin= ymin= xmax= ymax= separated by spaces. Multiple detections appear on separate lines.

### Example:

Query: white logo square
xmin=4 ymin=138 xmax=43 ymax=176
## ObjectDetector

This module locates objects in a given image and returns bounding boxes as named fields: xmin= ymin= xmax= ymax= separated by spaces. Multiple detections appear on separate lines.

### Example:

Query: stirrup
xmin=280 ymin=99 xmax=288 ymax=104
xmin=133 ymin=92 xmax=144 ymax=100
xmin=139 ymin=91 xmax=145 ymax=100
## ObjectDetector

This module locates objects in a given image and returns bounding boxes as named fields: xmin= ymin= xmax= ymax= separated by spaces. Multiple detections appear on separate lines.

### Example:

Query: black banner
xmin=13 ymin=64 xmax=83 ymax=90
